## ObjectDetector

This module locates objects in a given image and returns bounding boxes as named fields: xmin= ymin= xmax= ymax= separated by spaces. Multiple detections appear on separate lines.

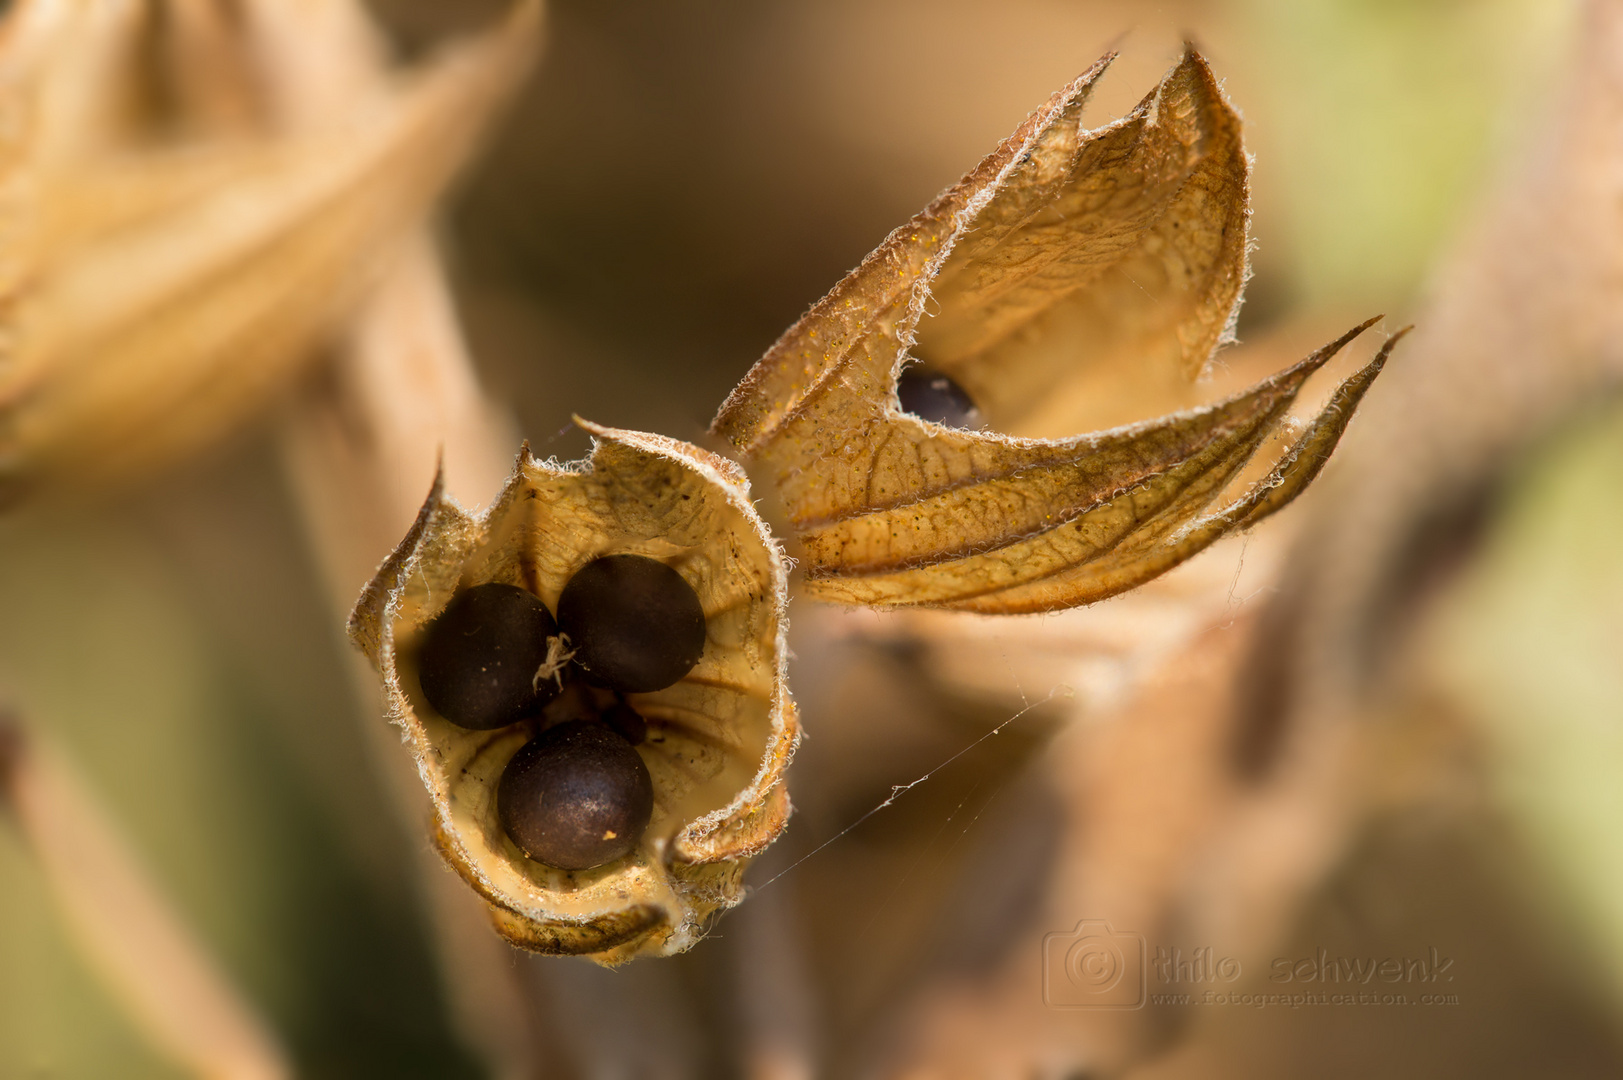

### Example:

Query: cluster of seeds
xmin=414 ymin=555 xmax=707 ymax=871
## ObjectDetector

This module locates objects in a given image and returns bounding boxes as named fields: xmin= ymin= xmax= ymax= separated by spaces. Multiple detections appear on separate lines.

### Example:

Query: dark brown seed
xmin=417 ymin=582 xmax=561 ymax=730
xmin=601 ymin=700 xmax=648 ymax=746
xmin=556 ymin=555 xmax=706 ymax=694
xmin=497 ymin=721 xmax=654 ymax=870
xmin=897 ymin=366 xmax=982 ymax=429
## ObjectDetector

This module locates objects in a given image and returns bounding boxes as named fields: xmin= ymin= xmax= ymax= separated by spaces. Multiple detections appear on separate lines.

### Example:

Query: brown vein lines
xmin=798 ymin=320 xmax=1375 ymax=579
xmin=797 ymin=321 xmax=1394 ymax=611
xmin=669 ymin=672 xmax=773 ymax=700
xmin=940 ymin=335 xmax=1403 ymax=613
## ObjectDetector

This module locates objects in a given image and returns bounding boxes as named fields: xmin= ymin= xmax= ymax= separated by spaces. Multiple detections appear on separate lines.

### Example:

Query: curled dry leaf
xmin=713 ymin=49 xmax=1398 ymax=614
xmin=0 ymin=0 xmax=537 ymax=493
xmin=348 ymin=424 xmax=796 ymax=962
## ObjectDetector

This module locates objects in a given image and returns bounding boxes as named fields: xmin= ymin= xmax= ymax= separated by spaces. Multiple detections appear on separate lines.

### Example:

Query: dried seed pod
xmin=349 ymin=422 xmax=796 ymax=962
xmin=343 ymin=47 xmax=1398 ymax=972
xmin=0 ymin=0 xmax=539 ymax=494
xmin=713 ymin=49 xmax=1400 ymax=613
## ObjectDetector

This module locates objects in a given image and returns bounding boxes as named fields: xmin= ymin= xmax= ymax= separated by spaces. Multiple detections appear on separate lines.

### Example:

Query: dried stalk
xmin=254 ymin=3 xmax=545 ymax=1076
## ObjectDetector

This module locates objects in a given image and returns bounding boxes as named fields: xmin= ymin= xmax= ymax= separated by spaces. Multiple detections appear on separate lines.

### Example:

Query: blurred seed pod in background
xmin=0 ymin=0 xmax=537 ymax=500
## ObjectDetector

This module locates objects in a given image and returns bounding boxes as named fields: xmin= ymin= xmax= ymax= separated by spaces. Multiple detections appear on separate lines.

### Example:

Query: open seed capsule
xmin=349 ymin=423 xmax=796 ymax=962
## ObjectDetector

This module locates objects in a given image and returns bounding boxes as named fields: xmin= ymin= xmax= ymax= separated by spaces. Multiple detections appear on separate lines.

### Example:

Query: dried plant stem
xmin=281 ymin=235 xmax=539 ymax=1080
xmin=281 ymin=164 xmax=540 ymax=1080
xmin=251 ymin=3 xmax=544 ymax=1076
xmin=281 ymin=233 xmax=519 ymax=592
xmin=0 ymin=716 xmax=291 ymax=1080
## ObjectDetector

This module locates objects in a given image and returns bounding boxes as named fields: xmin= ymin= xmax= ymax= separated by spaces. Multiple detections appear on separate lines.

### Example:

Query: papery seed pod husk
xmin=0 ymin=0 xmax=538 ymax=494
xmin=349 ymin=423 xmax=796 ymax=962
xmin=713 ymin=49 xmax=1399 ymax=613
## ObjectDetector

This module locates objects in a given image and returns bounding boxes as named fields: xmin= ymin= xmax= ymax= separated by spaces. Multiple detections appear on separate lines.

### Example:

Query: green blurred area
xmin=0 ymin=0 xmax=1599 ymax=1075
xmin=1239 ymin=0 xmax=1573 ymax=311
xmin=1431 ymin=400 xmax=1623 ymax=1015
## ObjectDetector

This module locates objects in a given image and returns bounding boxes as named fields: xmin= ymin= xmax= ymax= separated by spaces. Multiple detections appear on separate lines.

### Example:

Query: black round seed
xmin=556 ymin=555 xmax=706 ymax=694
xmin=497 ymin=721 xmax=654 ymax=870
xmin=417 ymin=582 xmax=561 ymax=730
xmin=600 ymin=700 xmax=648 ymax=746
xmin=897 ymin=366 xmax=982 ymax=429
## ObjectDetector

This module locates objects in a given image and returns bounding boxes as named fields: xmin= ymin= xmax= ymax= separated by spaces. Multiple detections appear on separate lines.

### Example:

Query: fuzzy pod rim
xmin=349 ymin=421 xmax=798 ymax=962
